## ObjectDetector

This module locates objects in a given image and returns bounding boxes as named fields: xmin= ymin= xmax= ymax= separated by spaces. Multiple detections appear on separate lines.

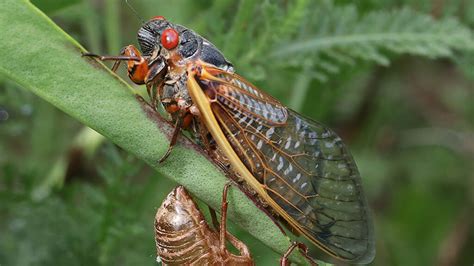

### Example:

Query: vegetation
xmin=1 ymin=0 xmax=473 ymax=265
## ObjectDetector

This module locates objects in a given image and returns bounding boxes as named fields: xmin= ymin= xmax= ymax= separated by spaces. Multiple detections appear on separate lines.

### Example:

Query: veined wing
xmin=204 ymin=67 xmax=288 ymax=126
xmin=190 ymin=66 xmax=375 ymax=263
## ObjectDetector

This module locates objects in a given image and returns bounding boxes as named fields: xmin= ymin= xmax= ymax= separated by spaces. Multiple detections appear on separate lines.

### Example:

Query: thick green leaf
xmin=0 ymin=0 xmax=310 ymax=264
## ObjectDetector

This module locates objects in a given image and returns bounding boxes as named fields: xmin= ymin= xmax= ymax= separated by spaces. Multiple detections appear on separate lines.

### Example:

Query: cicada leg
xmin=144 ymin=58 xmax=166 ymax=110
xmin=280 ymin=242 xmax=318 ymax=266
xmin=82 ymin=45 xmax=166 ymax=109
xmin=219 ymin=182 xmax=231 ymax=252
xmin=158 ymin=108 xmax=196 ymax=164
xmin=217 ymin=182 xmax=253 ymax=263
xmin=209 ymin=183 xmax=252 ymax=257
xmin=157 ymin=116 xmax=182 ymax=163
xmin=83 ymin=45 xmax=146 ymax=82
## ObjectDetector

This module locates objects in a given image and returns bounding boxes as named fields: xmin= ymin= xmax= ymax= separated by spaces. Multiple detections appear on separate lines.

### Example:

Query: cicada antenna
xmin=125 ymin=0 xmax=145 ymax=24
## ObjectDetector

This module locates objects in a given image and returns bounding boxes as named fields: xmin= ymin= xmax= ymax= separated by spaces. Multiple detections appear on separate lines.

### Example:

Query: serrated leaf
xmin=268 ymin=5 xmax=474 ymax=78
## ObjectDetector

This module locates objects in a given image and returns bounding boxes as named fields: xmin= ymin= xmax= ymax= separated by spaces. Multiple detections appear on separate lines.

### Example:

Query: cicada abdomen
xmin=154 ymin=185 xmax=254 ymax=266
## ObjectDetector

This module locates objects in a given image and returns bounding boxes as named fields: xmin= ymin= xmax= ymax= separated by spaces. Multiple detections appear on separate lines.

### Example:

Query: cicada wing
xmin=195 ymin=66 xmax=375 ymax=263
xmin=202 ymin=67 xmax=288 ymax=126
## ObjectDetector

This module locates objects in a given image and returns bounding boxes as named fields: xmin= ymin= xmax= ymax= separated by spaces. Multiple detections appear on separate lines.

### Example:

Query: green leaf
xmin=268 ymin=5 xmax=474 ymax=81
xmin=0 ymin=0 xmax=309 ymax=264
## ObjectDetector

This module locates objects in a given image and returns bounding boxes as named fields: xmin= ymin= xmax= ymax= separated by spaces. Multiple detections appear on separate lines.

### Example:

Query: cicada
xmin=84 ymin=15 xmax=375 ymax=264
xmin=155 ymin=184 xmax=254 ymax=265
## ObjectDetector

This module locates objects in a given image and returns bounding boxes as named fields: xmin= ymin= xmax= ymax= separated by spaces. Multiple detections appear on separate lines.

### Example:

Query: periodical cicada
xmin=84 ymin=15 xmax=375 ymax=264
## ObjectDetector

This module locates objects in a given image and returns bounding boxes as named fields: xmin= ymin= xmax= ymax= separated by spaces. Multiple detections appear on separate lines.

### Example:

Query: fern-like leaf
xmin=265 ymin=4 xmax=474 ymax=81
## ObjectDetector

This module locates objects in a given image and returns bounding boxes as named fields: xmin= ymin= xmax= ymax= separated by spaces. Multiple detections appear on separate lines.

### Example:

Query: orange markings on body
xmin=152 ymin=15 xmax=165 ymax=20
xmin=165 ymin=104 xmax=180 ymax=113
xmin=182 ymin=113 xmax=194 ymax=129
xmin=123 ymin=45 xmax=149 ymax=84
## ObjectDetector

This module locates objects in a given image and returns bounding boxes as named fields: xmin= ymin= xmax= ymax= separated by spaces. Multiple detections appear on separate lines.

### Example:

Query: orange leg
xmin=83 ymin=46 xmax=167 ymax=110
xmin=82 ymin=45 xmax=150 ymax=85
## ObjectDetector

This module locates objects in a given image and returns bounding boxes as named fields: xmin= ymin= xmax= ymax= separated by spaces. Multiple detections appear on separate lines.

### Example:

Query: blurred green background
xmin=1 ymin=0 xmax=473 ymax=265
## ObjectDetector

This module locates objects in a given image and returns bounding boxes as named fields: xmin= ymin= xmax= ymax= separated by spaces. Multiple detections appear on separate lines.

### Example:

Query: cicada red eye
xmin=152 ymin=15 xmax=165 ymax=20
xmin=161 ymin=28 xmax=179 ymax=50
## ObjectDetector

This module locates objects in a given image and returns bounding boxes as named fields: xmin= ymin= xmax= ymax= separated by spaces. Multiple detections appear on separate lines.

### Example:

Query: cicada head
xmin=137 ymin=16 xmax=233 ymax=71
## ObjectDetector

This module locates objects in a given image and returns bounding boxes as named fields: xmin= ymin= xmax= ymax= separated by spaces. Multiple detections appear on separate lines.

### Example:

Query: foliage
xmin=212 ymin=1 xmax=474 ymax=81
xmin=1 ymin=0 xmax=473 ymax=265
